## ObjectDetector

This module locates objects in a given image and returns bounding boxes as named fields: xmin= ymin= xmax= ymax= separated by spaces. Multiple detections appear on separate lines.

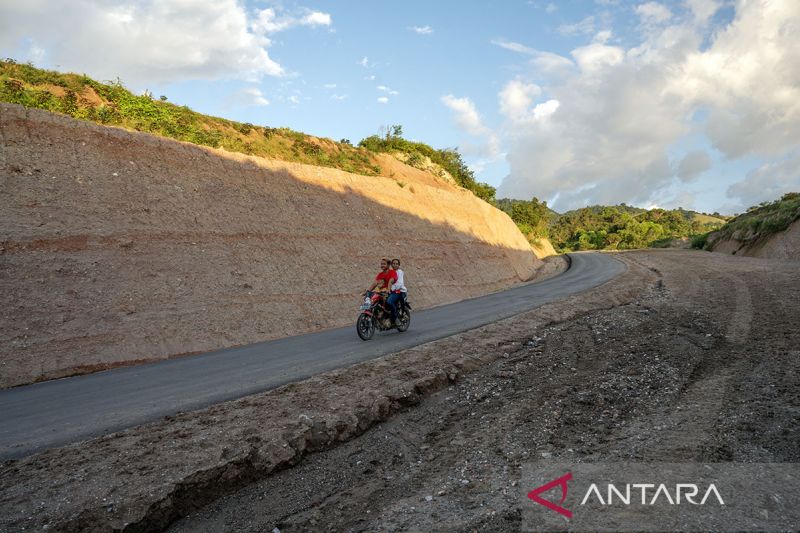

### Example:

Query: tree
xmin=509 ymin=197 xmax=549 ymax=237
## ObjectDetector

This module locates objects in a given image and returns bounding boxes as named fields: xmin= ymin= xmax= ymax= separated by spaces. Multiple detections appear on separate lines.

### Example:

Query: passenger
xmin=387 ymin=258 xmax=407 ymax=325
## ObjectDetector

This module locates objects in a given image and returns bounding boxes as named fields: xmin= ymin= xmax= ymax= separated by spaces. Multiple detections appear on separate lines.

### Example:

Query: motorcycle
xmin=356 ymin=291 xmax=411 ymax=340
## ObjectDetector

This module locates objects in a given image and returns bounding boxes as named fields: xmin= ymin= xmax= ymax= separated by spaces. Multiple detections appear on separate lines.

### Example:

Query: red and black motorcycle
xmin=356 ymin=291 xmax=411 ymax=340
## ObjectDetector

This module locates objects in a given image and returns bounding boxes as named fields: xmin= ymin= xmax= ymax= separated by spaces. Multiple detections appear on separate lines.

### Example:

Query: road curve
xmin=0 ymin=252 xmax=624 ymax=460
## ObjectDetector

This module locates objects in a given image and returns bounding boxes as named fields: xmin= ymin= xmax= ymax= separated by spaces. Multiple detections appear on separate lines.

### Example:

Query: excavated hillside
xmin=710 ymin=219 xmax=800 ymax=259
xmin=706 ymin=193 xmax=800 ymax=260
xmin=0 ymin=103 xmax=543 ymax=388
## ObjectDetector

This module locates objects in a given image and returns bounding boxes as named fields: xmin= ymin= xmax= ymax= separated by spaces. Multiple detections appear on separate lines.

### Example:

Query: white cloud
xmin=289 ymin=95 xmax=300 ymax=104
xmin=301 ymin=10 xmax=331 ymax=27
xmin=377 ymin=96 xmax=389 ymax=104
xmin=491 ymin=38 xmax=536 ymax=55
xmin=331 ymin=94 xmax=347 ymax=101
xmin=570 ymin=43 xmax=624 ymax=73
xmin=676 ymin=150 xmax=711 ymax=181
xmin=323 ymin=83 xmax=337 ymax=89
xmin=240 ymin=87 xmax=269 ymax=106
xmin=685 ymin=0 xmax=721 ymax=23
xmin=491 ymin=39 xmax=574 ymax=75
xmin=377 ymin=85 xmax=399 ymax=96
xmin=409 ymin=25 xmax=433 ymax=35
xmin=0 ymin=1 xmax=332 ymax=86
xmin=593 ymin=30 xmax=613 ymax=44
xmin=726 ymin=153 xmax=800 ymax=208
xmin=441 ymin=94 xmax=500 ymax=159
xmin=360 ymin=56 xmax=370 ymax=67
xmin=531 ymin=51 xmax=576 ymax=75
xmin=441 ymin=94 xmax=490 ymax=136
xmin=545 ymin=3 xmax=558 ymax=14
xmin=634 ymin=2 xmax=672 ymax=24
xmin=498 ymin=0 xmax=800 ymax=211
xmin=364 ymin=74 xmax=376 ymax=81
xmin=28 ymin=42 xmax=45 ymax=63
xmin=499 ymin=80 xmax=542 ymax=119
xmin=558 ymin=15 xmax=595 ymax=36
xmin=251 ymin=7 xmax=331 ymax=33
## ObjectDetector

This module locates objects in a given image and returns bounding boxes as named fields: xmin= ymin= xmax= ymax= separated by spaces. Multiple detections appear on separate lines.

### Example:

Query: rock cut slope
xmin=706 ymin=193 xmax=800 ymax=260
xmin=0 ymin=104 xmax=541 ymax=388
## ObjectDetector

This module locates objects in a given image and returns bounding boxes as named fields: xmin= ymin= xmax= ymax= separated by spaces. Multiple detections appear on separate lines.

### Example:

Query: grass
xmin=0 ymin=60 xmax=382 ymax=176
xmin=358 ymin=128 xmax=497 ymax=203
xmin=709 ymin=192 xmax=800 ymax=246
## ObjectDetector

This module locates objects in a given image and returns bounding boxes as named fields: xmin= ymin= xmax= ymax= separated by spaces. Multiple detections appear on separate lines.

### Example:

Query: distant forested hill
xmin=497 ymin=197 xmax=728 ymax=252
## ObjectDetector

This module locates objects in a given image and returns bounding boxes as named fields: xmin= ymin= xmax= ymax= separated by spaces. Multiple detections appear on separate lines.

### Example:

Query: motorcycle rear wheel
xmin=356 ymin=313 xmax=375 ymax=340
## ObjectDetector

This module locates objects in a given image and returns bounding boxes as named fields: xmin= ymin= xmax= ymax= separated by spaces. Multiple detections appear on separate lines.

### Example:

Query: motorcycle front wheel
xmin=356 ymin=313 xmax=375 ymax=340
xmin=396 ymin=309 xmax=411 ymax=332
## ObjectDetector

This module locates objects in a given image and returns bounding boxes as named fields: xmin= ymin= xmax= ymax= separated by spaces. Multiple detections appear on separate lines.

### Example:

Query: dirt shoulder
xmin=0 ymin=252 xmax=639 ymax=532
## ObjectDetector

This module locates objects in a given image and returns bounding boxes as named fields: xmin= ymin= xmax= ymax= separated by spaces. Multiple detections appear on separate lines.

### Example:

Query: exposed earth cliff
xmin=706 ymin=193 xmax=800 ymax=260
xmin=709 ymin=219 xmax=800 ymax=259
xmin=0 ymin=104 xmax=542 ymax=388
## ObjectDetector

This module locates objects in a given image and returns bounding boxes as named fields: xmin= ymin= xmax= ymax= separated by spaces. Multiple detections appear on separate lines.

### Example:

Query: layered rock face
xmin=0 ymin=104 xmax=540 ymax=387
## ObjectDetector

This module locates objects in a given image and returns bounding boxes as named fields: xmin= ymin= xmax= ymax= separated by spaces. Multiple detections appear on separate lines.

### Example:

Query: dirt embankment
xmin=709 ymin=219 xmax=800 ymax=260
xmin=530 ymin=238 xmax=557 ymax=258
xmin=0 ymin=103 xmax=542 ymax=388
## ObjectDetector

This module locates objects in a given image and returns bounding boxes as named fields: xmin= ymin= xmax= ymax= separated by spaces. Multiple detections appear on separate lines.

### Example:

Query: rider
xmin=365 ymin=258 xmax=397 ymax=310
xmin=387 ymin=258 xmax=407 ymax=325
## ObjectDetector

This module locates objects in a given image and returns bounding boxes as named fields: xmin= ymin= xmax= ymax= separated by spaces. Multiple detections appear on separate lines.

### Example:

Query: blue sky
xmin=2 ymin=0 xmax=798 ymax=214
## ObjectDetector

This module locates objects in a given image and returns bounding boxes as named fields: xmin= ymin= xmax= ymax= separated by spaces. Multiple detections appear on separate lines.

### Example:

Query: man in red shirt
xmin=365 ymin=258 xmax=398 ymax=323
xmin=366 ymin=257 xmax=397 ymax=294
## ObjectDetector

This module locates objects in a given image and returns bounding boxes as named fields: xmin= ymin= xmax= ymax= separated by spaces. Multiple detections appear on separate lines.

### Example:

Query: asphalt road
xmin=0 ymin=252 xmax=624 ymax=460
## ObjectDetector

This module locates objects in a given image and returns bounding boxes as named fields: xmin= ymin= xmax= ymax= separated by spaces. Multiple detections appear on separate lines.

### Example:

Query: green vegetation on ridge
xmin=495 ymin=197 xmax=554 ymax=239
xmin=694 ymin=192 xmax=800 ymax=250
xmin=0 ymin=60 xmax=494 ymax=204
xmin=497 ymin=197 xmax=727 ymax=252
xmin=0 ymin=59 xmax=382 ymax=175
xmin=358 ymin=125 xmax=497 ymax=203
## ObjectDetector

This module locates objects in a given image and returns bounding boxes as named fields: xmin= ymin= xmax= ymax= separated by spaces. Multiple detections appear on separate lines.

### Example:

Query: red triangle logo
xmin=527 ymin=472 xmax=573 ymax=519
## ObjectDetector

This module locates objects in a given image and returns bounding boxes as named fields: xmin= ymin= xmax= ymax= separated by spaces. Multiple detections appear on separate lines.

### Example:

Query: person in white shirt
xmin=387 ymin=258 xmax=407 ymax=325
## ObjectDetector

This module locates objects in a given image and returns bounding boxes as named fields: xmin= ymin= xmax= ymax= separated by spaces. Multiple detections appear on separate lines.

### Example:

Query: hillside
xmin=703 ymin=193 xmax=800 ymax=259
xmin=0 ymin=103 xmax=543 ymax=388
xmin=495 ymin=197 xmax=726 ymax=252
xmin=0 ymin=60 xmax=498 ymax=201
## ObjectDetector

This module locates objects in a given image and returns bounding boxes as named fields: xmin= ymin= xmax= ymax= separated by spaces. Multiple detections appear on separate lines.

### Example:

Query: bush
xmin=712 ymin=192 xmax=800 ymax=244
xmin=293 ymin=139 xmax=323 ymax=156
xmin=358 ymin=126 xmax=496 ymax=203
xmin=405 ymin=151 xmax=424 ymax=169
xmin=690 ymin=232 xmax=710 ymax=249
